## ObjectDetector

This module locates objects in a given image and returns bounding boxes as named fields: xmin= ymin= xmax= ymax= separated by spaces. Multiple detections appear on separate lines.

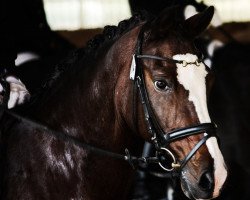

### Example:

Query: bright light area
xmin=199 ymin=0 xmax=250 ymax=22
xmin=43 ymin=0 xmax=131 ymax=30
xmin=43 ymin=0 xmax=250 ymax=30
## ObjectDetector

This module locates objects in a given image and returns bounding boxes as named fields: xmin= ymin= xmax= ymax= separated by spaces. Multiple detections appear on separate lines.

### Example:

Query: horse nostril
xmin=198 ymin=171 xmax=214 ymax=191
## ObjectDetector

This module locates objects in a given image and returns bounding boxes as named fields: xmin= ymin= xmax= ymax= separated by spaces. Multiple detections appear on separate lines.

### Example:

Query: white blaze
xmin=174 ymin=53 xmax=227 ymax=198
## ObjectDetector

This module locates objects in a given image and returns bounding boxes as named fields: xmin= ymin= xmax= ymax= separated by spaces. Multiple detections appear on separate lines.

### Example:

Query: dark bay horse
xmin=0 ymin=6 xmax=227 ymax=200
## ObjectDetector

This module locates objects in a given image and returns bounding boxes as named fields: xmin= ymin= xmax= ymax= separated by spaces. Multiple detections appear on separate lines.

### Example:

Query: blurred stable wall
xmin=56 ymin=22 xmax=250 ymax=48
xmin=208 ymin=22 xmax=250 ymax=44
xmin=57 ymin=29 xmax=102 ymax=48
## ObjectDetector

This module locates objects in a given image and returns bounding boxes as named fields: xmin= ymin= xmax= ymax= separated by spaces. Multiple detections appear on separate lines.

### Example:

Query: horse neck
xmin=34 ymin=26 xmax=143 ymax=153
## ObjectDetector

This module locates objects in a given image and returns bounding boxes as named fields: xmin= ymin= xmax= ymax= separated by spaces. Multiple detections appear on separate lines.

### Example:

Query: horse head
xmin=116 ymin=6 xmax=227 ymax=199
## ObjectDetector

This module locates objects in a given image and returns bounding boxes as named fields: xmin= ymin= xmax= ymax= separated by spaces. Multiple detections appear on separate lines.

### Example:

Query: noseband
xmin=130 ymin=25 xmax=218 ymax=172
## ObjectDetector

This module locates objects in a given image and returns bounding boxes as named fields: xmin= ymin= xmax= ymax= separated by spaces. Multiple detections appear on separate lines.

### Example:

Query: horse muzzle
xmin=180 ymin=167 xmax=215 ymax=200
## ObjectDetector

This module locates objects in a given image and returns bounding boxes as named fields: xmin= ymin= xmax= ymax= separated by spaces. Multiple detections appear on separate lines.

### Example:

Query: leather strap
xmin=0 ymin=106 xmax=162 ymax=170
xmin=180 ymin=134 xmax=211 ymax=168
xmin=165 ymin=123 xmax=217 ymax=143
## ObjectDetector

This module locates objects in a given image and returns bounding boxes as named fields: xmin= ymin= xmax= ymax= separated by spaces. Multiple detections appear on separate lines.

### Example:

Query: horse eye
xmin=154 ymin=80 xmax=169 ymax=91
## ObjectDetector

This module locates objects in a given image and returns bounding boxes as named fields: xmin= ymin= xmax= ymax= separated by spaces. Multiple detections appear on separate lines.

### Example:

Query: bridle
xmin=0 ymin=24 xmax=218 ymax=177
xmin=130 ymin=24 xmax=218 ymax=172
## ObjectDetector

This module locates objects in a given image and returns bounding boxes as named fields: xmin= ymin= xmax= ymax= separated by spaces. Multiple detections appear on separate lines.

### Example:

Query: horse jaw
xmin=174 ymin=53 xmax=228 ymax=199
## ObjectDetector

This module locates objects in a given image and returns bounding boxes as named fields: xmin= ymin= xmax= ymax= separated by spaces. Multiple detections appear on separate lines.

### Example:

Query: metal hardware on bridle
xmin=182 ymin=60 xmax=201 ymax=67
xmin=157 ymin=147 xmax=179 ymax=171
xmin=130 ymin=24 xmax=218 ymax=173
xmin=135 ymin=54 xmax=202 ymax=68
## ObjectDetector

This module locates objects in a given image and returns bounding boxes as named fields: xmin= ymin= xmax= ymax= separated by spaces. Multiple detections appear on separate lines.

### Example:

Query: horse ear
xmin=184 ymin=6 xmax=214 ymax=38
xmin=150 ymin=6 xmax=183 ymax=31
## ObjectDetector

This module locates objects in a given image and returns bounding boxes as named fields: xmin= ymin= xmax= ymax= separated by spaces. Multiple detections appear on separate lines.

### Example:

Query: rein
xmin=0 ymin=106 xmax=215 ymax=177
xmin=0 ymin=106 xmax=163 ymax=171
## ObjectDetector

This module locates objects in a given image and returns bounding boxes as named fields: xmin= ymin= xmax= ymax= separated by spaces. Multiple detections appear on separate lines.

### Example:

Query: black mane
xmin=87 ymin=11 xmax=153 ymax=53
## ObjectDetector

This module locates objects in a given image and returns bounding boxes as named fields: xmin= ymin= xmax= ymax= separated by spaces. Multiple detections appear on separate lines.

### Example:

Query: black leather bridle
xmin=0 ymin=24 xmax=218 ymax=177
xmin=130 ymin=24 xmax=218 ymax=172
